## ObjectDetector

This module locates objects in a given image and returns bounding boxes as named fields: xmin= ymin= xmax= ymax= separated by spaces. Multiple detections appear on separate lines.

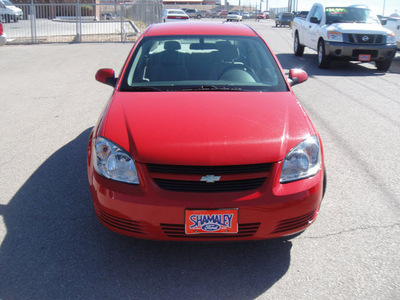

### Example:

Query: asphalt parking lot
xmin=0 ymin=19 xmax=399 ymax=299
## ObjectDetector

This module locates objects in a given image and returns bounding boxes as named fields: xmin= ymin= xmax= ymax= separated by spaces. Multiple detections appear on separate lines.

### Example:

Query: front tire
xmin=294 ymin=32 xmax=304 ymax=56
xmin=318 ymin=40 xmax=330 ymax=69
xmin=375 ymin=59 xmax=392 ymax=72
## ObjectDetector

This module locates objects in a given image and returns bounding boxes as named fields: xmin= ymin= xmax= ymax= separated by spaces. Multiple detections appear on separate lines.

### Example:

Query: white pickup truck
xmin=384 ymin=17 xmax=400 ymax=50
xmin=292 ymin=3 xmax=397 ymax=71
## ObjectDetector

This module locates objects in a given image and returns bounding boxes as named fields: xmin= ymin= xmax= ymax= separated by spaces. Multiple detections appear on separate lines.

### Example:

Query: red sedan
xmin=88 ymin=22 xmax=326 ymax=241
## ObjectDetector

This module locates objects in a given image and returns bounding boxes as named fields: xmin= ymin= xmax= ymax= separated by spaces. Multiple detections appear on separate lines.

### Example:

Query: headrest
xmin=216 ymin=41 xmax=239 ymax=61
xmin=164 ymin=41 xmax=181 ymax=51
xmin=160 ymin=51 xmax=183 ymax=66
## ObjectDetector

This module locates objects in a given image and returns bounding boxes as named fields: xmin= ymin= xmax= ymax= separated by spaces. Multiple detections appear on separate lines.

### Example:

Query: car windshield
xmin=3 ymin=0 xmax=13 ymax=6
xmin=326 ymin=7 xmax=380 ymax=24
xmin=120 ymin=35 xmax=287 ymax=92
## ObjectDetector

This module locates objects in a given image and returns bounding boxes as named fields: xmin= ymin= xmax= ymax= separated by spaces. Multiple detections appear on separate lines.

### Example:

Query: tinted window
xmin=121 ymin=35 xmax=287 ymax=92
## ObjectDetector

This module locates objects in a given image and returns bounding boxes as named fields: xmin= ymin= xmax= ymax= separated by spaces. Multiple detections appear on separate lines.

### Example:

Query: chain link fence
xmin=2 ymin=1 xmax=162 ymax=44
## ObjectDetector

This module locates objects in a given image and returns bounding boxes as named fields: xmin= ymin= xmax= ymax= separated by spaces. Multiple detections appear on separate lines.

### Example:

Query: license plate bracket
xmin=358 ymin=54 xmax=371 ymax=61
xmin=185 ymin=209 xmax=238 ymax=234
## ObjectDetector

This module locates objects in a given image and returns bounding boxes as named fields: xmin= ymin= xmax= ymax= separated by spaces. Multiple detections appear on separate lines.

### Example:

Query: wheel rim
xmin=318 ymin=44 xmax=323 ymax=64
xmin=294 ymin=36 xmax=298 ymax=52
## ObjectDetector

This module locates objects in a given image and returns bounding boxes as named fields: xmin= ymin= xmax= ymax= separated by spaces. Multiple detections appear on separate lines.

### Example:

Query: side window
xmin=314 ymin=7 xmax=322 ymax=22
xmin=308 ymin=6 xmax=317 ymax=19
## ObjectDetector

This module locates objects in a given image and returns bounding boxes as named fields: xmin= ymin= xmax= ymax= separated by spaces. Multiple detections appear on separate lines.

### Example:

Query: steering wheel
xmin=217 ymin=64 xmax=260 ymax=82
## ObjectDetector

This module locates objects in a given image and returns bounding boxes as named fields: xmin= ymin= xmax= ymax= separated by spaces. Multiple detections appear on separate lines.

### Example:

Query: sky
xmin=229 ymin=0 xmax=399 ymax=16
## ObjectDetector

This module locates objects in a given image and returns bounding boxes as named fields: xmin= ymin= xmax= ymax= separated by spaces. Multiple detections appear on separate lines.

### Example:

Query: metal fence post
xmin=121 ymin=3 xmax=125 ymax=42
xmin=76 ymin=0 xmax=82 ymax=42
xmin=30 ymin=0 xmax=37 ymax=43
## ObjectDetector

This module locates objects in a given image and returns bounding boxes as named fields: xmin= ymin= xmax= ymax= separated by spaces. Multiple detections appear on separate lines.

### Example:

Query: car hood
xmin=325 ymin=22 xmax=391 ymax=34
xmin=99 ymin=91 xmax=314 ymax=165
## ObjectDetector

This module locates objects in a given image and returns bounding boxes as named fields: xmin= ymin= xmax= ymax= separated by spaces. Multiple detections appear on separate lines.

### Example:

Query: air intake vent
xmin=271 ymin=209 xmax=318 ymax=234
xmin=161 ymin=223 xmax=260 ymax=238
xmin=96 ymin=207 xmax=146 ymax=234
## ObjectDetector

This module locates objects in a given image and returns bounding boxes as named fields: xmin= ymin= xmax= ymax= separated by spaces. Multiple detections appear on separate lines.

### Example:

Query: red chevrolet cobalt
xmin=88 ymin=22 xmax=326 ymax=241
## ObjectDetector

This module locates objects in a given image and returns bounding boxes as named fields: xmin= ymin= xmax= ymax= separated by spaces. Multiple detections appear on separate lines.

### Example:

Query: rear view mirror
xmin=288 ymin=69 xmax=308 ymax=86
xmin=95 ymin=68 xmax=117 ymax=87
xmin=310 ymin=17 xmax=320 ymax=24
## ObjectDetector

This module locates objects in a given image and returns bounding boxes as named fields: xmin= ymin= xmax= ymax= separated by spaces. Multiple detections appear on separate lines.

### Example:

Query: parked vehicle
xmin=257 ymin=12 xmax=266 ymax=19
xmin=199 ymin=10 xmax=213 ymax=18
xmin=0 ymin=0 xmax=23 ymax=23
xmin=384 ymin=17 xmax=400 ymax=49
xmin=292 ymin=3 xmax=397 ymax=71
xmin=276 ymin=12 xmax=293 ymax=27
xmin=294 ymin=11 xmax=309 ymax=18
xmin=226 ymin=12 xmax=242 ymax=22
xmin=89 ymin=22 xmax=325 ymax=241
xmin=217 ymin=10 xmax=228 ymax=18
xmin=0 ymin=21 xmax=6 ymax=46
xmin=242 ymin=12 xmax=250 ymax=19
xmin=182 ymin=8 xmax=202 ymax=19
xmin=101 ymin=12 xmax=116 ymax=20
xmin=162 ymin=9 xmax=189 ymax=23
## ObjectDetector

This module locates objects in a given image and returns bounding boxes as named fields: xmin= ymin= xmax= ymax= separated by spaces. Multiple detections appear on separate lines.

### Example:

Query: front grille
xmin=154 ymin=178 xmax=266 ymax=192
xmin=161 ymin=223 xmax=260 ymax=238
xmin=148 ymin=163 xmax=272 ymax=174
xmin=345 ymin=33 xmax=384 ymax=45
xmin=271 ymin=209 xmax=318 ymax=234
xmin=95 ymin=206 xmax=146 ymax=234
xmin=148 ymin=163 xmax=272 ymax=193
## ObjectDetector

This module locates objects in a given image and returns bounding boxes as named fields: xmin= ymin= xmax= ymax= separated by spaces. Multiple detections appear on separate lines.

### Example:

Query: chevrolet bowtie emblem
xmin=200 ymin=175 xmax=221 ymax=183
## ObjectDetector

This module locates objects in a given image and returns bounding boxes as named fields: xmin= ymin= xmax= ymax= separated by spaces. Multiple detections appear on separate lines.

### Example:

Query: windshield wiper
xmin=122 ymin=86 xmax=162 ymax=92
xmin=179 ymin=85 xmax=242 ymax=91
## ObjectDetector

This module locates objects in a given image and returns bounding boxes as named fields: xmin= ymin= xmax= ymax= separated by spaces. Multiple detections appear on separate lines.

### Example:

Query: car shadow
xmin=0 ymin=128 xmax=292 ymax=299
xmin=276 ymin=53 xmax=400 ymax=76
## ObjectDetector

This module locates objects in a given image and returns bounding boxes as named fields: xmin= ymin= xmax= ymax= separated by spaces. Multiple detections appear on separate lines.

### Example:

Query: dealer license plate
xmin=185 ymin=209 xmax=238 ymax=234
xmin=358 ymin=54 xmax=371 ymax=61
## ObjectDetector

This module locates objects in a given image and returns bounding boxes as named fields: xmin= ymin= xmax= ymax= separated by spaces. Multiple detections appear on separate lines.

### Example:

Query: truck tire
xmin=375 ymin=59 xmax=392 ymax=72
xmin=294 ymin=32 xmax=304 ymax=56
xmin=318 ymin=40 xmax=331 ymax=69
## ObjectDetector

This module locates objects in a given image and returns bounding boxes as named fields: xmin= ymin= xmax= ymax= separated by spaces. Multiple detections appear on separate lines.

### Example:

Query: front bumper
xmin=324 ymin=41 xmax=397 ymax=61
xmin=88 ymin=156 xmax=324 ymax=241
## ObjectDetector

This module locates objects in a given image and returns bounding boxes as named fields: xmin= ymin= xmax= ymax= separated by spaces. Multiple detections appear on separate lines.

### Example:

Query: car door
xmin=305 ymin=5 xmax=323 ymax=51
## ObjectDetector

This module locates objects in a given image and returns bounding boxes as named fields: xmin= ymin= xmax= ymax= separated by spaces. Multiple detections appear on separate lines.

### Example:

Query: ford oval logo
xmin=202 ymin=224 xmax=220 ymax=231
xmin=362 ymin=35 xmax=369 ymax=42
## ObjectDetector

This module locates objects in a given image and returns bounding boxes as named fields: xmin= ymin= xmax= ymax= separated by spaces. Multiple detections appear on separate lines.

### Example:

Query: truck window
xmin=312 ymin=6 xmax=323 ymax=22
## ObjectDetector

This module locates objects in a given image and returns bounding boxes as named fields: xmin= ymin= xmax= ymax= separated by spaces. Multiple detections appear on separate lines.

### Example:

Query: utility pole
xmin=382 ymin=0 xmax=386 ymax=15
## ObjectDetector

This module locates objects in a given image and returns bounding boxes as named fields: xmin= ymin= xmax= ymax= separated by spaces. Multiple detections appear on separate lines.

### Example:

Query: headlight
xmin=387 ymin=33 xmax=396 ymax=44
xmin=327 ymin=31 xmax=343 ymax=42
xmin=280 ymin=135 xmax=321 ymax=183
xmin=93 ymin=137 xmax=139 ymax=184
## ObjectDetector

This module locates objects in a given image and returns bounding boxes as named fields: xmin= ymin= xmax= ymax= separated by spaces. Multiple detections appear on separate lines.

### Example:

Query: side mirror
xmin=95 ymin=68 xmax=117 ymax=87
xmin=310 ymin=17 xmax=320 ymax=24
xmin=288 ymin=69 xmax=308 ymax=86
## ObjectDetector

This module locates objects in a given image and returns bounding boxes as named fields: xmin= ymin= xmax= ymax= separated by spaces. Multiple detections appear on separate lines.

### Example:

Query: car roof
xmin=145 ymin=22 xmax=258 ymax=37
